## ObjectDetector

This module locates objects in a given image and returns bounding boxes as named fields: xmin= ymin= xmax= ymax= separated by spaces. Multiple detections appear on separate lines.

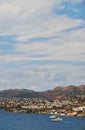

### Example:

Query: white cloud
xmin=0 ymin=0 xmax=85 ymax=90
xmin=0 ymin=64 xmax=84 ymax=91
xmin=15 ymin=26 xmax=85 ymax=62
xmin=0 ymin=0 xmax=56 ymax=35
xmin=0 ymin=0 xmax=84 ymax=39
xmin=16 ymin=16 xmax=84 ymax=42
xmin=0 ymin=26 xmax=85 ymax=64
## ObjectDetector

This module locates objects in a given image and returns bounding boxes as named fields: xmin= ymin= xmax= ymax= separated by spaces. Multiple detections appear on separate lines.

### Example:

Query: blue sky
xmin=0 ymin=0 xmax=85 ymax=91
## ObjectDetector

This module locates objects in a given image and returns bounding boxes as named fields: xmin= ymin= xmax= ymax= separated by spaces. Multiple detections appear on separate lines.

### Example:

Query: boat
xmin=50 ymin=110 xmax=56 ymax=119
xmin=52 ymin=117 xmax=63 ymax=122
xmin=49 ymin=115 xmax=56 ymax=119
xmin=50 ymin=110 xmax=63 ymax=122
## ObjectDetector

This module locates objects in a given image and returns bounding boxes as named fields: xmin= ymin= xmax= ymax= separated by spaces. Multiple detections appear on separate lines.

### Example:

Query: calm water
xmin=0 ymin=109 xmax=85 ymax=130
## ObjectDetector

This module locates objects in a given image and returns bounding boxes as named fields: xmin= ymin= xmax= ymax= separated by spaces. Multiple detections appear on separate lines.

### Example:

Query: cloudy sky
xmin=0 ymin=0 xmax=85 ymax=91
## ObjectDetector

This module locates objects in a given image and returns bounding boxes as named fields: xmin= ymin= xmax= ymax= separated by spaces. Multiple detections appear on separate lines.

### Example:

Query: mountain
xmin=41 ymin=85 xmax=85 ymax=101
xmin=0 ymin=85 xmax=85 ymax=100
xmin=0 ymin=89 xmax=41 ymax=98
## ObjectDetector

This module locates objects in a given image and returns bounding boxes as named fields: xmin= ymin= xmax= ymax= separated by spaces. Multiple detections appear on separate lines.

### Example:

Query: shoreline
xmin=0 ymin=95 xmax=85 ymax=117
xmin=3 ymin=108 xmax=85 ymax=117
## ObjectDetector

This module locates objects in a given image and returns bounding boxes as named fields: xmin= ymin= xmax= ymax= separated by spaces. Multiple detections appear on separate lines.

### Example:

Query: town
xmin=0 ymin=96 xmax=85 ymax=117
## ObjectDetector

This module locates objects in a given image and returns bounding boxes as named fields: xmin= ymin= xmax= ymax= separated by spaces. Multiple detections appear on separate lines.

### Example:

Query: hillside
xmin=41 ymin=85 xmax=85 ymax=101
xmin=0 ymin=85 xmax=85 ymax=100
xmin=0 ymin=89 xmax=42 ymax=98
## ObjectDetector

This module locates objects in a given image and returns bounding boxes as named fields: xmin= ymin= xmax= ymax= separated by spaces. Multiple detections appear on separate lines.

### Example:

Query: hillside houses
xmin=0 ymin=96 xmax=84 ymax=116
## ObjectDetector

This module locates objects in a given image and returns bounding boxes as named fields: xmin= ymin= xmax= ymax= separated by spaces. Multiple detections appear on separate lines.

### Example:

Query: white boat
xmin=49 ymin=115 xmax=56 ymax=119
xmin=52 ymin=117 xmax=63 ymax=122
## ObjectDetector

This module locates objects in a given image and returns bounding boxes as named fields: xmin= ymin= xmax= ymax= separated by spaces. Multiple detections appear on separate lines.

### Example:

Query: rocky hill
xmin=41 ymin=85 xmax=85 ymax=101
xmin=0 ymin=85 xmax=85 ymax=100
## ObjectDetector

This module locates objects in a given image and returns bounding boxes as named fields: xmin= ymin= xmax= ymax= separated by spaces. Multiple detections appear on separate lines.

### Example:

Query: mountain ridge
xmin=0 ymin=85 xmax=85 ymax=100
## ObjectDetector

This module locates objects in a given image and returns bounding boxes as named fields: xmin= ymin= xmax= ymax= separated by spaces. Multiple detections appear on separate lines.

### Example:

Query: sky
xmin=0 ymin=0 xmax=85 ymax=91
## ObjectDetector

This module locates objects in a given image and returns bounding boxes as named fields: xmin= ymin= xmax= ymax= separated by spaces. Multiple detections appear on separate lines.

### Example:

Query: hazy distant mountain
xmin=0 ymin=89 xmax=41 ymax=98
xmin=0 ymin=85 xmax=85 ymax=100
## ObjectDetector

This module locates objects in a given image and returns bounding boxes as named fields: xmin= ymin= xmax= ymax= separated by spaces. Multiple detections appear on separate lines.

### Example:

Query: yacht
xmin=52 ymin=117 xmax=63 ymax=122
xmin=49 ymin=115 xmax=56 ymax=119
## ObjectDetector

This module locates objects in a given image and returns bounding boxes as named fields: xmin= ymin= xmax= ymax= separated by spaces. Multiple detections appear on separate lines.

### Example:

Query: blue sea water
xmin=0 ymin=109 xmax=85 ymax=130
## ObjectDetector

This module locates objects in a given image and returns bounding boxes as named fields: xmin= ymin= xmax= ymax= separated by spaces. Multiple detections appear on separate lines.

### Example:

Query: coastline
xmin=3 ymin=108 xmax=85 ymax=117
xmin=0 ymin=94 xmax=85 ymax=117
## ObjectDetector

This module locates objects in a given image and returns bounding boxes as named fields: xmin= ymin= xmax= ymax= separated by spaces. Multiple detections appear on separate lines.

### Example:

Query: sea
xmin=0 ymin=109 xmax=85 ymax=130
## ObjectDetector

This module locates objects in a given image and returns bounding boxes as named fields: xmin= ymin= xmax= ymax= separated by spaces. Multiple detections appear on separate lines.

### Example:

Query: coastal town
xmin=0 ymin=95 xmax=85 ymax=117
